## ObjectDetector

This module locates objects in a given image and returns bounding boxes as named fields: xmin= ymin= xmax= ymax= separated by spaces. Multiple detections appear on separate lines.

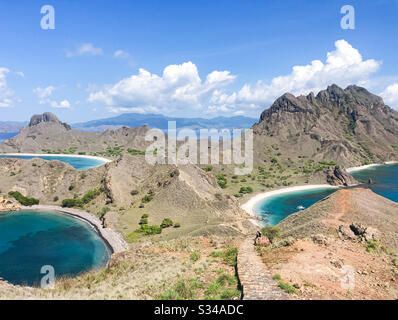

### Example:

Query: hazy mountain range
xmin=0 ymin=113 xmax=256 ymax=141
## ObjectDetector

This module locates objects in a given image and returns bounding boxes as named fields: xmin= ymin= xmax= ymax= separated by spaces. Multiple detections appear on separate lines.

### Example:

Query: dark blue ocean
xmin=254 ymin=163 xmax=398 ymax=226
xmin=0 ymin=210 xmax=111 ymax=286
xmin=0 ymin=155 xmax=105 ymax=170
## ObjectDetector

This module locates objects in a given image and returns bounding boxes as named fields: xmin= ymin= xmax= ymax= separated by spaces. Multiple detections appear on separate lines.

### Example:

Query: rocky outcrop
xmin=253 ymin=84 xmax=398 ymax=167
xmin=338 ymin=224 xmax=356 ymax=240
xmin=350 ymin=222 xmax=380 ymax=241
xmin=0 ymin=195 xmax=20 ymax=212
xmin=326 ymin=166 xmax=357 ymax=186
xmin=29 ymin=112 xmax=71 ymax=130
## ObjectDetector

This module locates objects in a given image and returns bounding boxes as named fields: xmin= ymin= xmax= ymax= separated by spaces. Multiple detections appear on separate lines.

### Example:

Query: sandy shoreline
xmin=242 ymin=160 xmax=398 ymax=220
xmin=0 ymin=153 xmax=112 ymax=164
xmin=241 ymin=184 xmax=338 ymax=217
xmin=346 ymin=161 xmax=398 ymax=173
xmin=20 ymin=205 xmax=129 ymax=254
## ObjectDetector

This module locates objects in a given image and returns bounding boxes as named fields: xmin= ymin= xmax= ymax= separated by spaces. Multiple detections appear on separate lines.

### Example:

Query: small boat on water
xmin=296 ymin=205 xmax=305 ymax=210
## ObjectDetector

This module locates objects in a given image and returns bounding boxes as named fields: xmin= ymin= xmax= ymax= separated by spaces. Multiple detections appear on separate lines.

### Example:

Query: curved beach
xmin=0 ymin=153 xmax=112 ymax=164
xmin=241 ymin=184 xmax=338 ymax=217
xmin=346 ymin=161 xmax=398 ymax=173
xmin=242 ymin=161 xmax=398 ymax=222
xmin=21 ymin=205 xmax=129 ymax=254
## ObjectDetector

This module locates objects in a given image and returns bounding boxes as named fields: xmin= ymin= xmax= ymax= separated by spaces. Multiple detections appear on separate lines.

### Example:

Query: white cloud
xmin=214 ymin=39 xmax=382 ymax=109
xmin=33 ymin=86 xmax=55 ymax=104
xmin=50 ymin=100 xmax=71 ymax=109
xmin=381 ymin=83 xmax=398 ymax=109
xmin=0 ymin=67 xmax=14 ymax=108
xmin=66 ymin=43 xmax=103 ymax=58
xmin=113 ymin=50 xmax=130 ymax=59
xmin=33 ymin=86 xmax=71 ymax=109
xmin=88 ymin=61 xmax=236 ymax=114
xmin=88 ymin=40 xmax=386 ymax=116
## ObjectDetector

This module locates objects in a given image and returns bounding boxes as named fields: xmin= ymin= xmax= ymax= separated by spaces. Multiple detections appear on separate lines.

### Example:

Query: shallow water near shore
xmin=255 ymin=163 xmax=398 ymax=226
xmin=0 ymin=210 xmax=111 ymax=286
xmin=0 ymin=155 xmax=105 ymax=170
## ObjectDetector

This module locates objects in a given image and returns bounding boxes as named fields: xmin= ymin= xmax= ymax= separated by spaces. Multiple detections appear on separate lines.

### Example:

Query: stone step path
xmin=237 ymin=238 xmax=290 ymax=300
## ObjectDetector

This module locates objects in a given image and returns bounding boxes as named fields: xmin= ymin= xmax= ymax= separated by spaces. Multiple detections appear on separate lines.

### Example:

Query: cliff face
xmin=29 ymin=112 xmax=71 ymax=130
xmin=0 ymin=195 xmax=20 ymax=212
xmin=253 ymin=85 xmax=398 ymax=167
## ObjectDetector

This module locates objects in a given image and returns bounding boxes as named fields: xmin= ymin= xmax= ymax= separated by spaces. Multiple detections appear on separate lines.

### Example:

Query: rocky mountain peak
xmin=29 ymin=112 xmax=71 ymax=130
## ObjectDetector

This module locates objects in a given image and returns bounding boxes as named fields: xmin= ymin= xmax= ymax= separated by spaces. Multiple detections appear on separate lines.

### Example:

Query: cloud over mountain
xmin=381 ymin=83 xmax=398 ymax=109
xmin=87 ymin=40 xmax=386 ymax=115
xmin=216 ymin=40 xmax=381 ymax=109
xmin=0 ymin=67 xmax=14 ymax=108
xmin=33 ymin=86 xmax=71 ymax=109
xmin=88 ymin=61 xmax=236 ymax=114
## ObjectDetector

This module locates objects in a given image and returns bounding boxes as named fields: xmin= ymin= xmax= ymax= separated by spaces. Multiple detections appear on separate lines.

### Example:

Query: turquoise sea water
xmin=350 ymin=164 xmax=398 ymax=203
xmin=0 ymin=155 xmax=105 ymax=170
xmin=254 ymin=163 xmax=398 ymax=226
xmin=0 ymin=210 xmax=111 ymax=286
xmin=254 ymin=188 xmax=336 ymax=225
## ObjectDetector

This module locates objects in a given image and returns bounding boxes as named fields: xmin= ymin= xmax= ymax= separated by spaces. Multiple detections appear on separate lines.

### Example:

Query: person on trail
xmin=254 ymin=231 xmax=262 ymax=245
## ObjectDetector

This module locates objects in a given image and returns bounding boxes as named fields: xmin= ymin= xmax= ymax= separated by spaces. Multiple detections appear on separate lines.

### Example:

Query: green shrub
xmin=53 ymin=196 xmax=59 ymax=202
xmin=272 ymin=274 xmax=281 ymax=280
xmin=61 ymin=198 xmax=83 ymax=208
xmin=278 ymin=281 xmax=296 ymax=294
xmin=142 ymin=194 xmax=153 ymax=203
xmin=215 ymin=174 xmax=227 ymax=189
xmin=139 ymin=218 xmax=148 ymax=225
xmin=204 ymin=165 xmax=213 ymax=172
xmin=239 ymin=186 xmax=253 ymax=194
xmin=160 ymin=218 xmax=174 ymax=228
xmin=81 ymin=189 xmax=101 ymax=204
xmin=136 ymin=224 xmax=162 ymax=235
xmin=141 ymin=213 xmax=149 ymax=219
xmin=68 ymin=185 xmax=74 ymax=191
xmin=261 ymin=225 xmax=281 ymax=242
xmin=127 ymin=148 xmax=145 ymax=155
xmin=174 ymin=222 xmax=181 ymax=228
xmin=366 ymin=240 xmax=379 ymax=253
xmin=8 ymin=191 xmax=39 ymax=206
xmin=130 ymin=190 xmax=139 ymax=196
xmin=190 ymin=251 xmax=201 ymax=262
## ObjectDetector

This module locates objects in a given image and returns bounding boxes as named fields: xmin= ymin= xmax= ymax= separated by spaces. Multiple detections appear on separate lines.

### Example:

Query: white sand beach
xmin=241 ymin=184 xmax=338 ymax=217
xmin=346 ymin=161 xmax=398 ymax=173
xmin=0 ymin=153 xmax=112 ymax=164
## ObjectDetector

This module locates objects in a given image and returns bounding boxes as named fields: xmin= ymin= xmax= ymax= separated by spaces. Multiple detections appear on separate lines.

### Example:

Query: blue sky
xmin=0 ymin=0 xmax=398 ymax=122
